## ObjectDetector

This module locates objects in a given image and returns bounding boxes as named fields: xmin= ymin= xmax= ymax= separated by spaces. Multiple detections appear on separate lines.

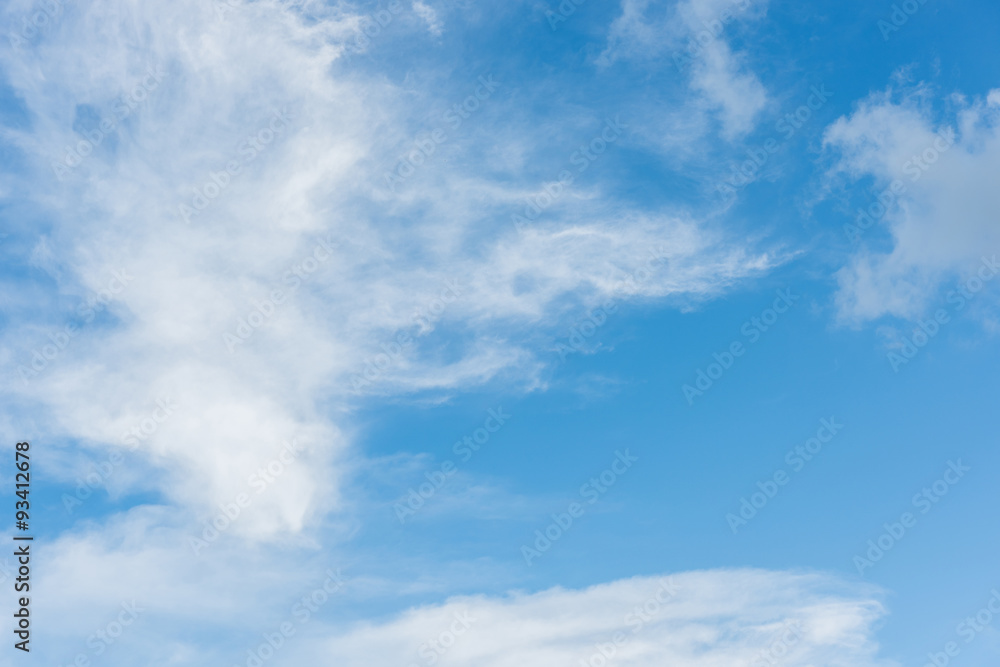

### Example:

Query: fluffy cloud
xmin=824 ymin=84 xmax=1000 ymax=322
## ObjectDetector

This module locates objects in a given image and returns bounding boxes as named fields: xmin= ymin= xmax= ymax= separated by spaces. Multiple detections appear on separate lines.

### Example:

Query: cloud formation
xmin=602 ymin=0 xmax=769 ymax=138
xmin=824 ymin=84 xmax=1000 ymax=322
xmin=0 ymin=0 xmax=770 ymax=542
xmin=309 ymin=569 xmax=892 ymax=667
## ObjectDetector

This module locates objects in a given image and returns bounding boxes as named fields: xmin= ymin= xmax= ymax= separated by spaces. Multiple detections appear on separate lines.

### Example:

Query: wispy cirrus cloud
xmin=0 ymin=1 xmax=805 ymax=662
xmin=0 ymin=0 xmax=774 ymax=541
xmin=304 ymin=569 xmax=894 ymax=666
xmin=601 ymin=0 xmax=770 ymax=139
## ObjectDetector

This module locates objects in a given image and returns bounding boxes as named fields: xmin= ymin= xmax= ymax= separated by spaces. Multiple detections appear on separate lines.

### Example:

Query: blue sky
xmin=1 ymin=0 xmax=999 ymax=665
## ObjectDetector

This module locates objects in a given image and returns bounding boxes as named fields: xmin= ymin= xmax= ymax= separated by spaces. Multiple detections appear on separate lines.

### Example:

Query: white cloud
xmin=27 ymin=518 xmax=894 ymax=667
xmin=413 ymin=0 xmax=444 ymax=36
xmin=824 ymin=84 xmax=1000 ymax=322
xmin=0 ymin=7 xmax=800 ymax=659
xmin=0 ymin=4 xmax=901 ymax=664
xmin=0 ymin=0 xmax=773 ymax=540
xmin=294 ymin=569 xmax=895 ymax=666
xmin=602 ymin=0 xmax=769 ymax=139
